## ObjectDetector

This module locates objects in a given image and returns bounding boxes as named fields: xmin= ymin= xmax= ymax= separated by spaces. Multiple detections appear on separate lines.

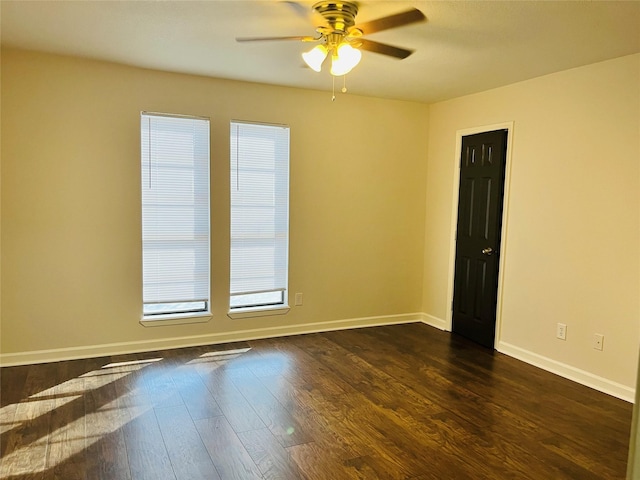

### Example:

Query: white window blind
xmin=230 ymin=121 xmax=290 ymax=309
xmin=141 ymin=113 xmax=210 ymax=316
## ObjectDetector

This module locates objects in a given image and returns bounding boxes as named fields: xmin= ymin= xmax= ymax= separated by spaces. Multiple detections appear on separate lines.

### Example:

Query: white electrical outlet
xmin=594 ymin=334 xmax=604 ymax=351
xmin=556 ymin=323 xmax=567 ymax=340
xmin=295 ymin=293 xmax=303 ymax=306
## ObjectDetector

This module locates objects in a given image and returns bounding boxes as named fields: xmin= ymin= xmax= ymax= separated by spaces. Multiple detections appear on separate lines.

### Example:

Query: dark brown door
xmin=452 ymin=129 xmax=508 ymax=348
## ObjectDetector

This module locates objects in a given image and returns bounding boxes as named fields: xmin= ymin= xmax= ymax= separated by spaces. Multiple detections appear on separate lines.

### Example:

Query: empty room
xmin=1 ymin=1 xmax=639 ymax=478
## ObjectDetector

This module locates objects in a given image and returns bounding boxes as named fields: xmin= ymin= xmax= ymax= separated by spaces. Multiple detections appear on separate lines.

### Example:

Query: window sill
xmin=140 ymin=312 xmax=212 ymax=327
xmin=227 ymin=305 xmax=290 ymax=319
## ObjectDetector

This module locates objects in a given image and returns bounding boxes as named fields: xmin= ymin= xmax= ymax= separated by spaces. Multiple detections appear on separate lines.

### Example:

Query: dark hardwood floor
xmin=0 ymin=323 xmax=633 ymax=479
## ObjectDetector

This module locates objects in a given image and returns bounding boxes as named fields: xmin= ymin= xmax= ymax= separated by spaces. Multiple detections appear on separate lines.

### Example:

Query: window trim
xmin=227 ymin=305 xmax=290 ymax=319
xmin=140 ymin=311 xmax=212 ymax=327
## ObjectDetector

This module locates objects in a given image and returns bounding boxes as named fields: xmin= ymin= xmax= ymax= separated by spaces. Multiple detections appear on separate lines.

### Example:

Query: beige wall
xmin=1 ymin=49 xmax=429 ymax=360
xmin=423 ymin=54 xmax=640 ymax=393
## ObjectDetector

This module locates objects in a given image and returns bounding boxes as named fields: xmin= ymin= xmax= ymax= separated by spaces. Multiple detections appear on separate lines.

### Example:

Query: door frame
xmin=444 ymin=122 xmax=515 ymax=348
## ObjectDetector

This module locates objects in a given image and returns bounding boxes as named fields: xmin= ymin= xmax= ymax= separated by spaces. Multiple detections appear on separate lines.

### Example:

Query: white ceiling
xmin=2 ymin=1 xmax=639 ymax=103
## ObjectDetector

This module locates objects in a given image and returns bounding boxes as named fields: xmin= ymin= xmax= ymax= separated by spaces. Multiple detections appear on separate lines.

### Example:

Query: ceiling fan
xmin=236 ymin=2 xmax=426 ymax=77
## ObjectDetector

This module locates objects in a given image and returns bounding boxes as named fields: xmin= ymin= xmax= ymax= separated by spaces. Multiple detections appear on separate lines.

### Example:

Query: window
xmin=230 ymin=121 xmax=290 ymax=312
xmin=141 ymin=113 xmax=210 ymax=318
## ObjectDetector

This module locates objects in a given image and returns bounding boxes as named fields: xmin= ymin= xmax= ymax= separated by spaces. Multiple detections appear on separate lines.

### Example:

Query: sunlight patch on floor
xmin=0 ymin=358 xmax=161 ymax=477
xmin=100 ymin=358 xmax=163 ymax=369
xmin=0 ymin=396 xmax=81 ymax=436
xmin=0 ymin=349 xmax=262 ymax=477
xmin=194 ymin=348 xmax=252 ymax=359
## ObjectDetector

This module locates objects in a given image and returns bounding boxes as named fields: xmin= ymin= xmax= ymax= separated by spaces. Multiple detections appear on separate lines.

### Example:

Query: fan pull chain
xmin=331 ymin=75 xmax=350 ymax=101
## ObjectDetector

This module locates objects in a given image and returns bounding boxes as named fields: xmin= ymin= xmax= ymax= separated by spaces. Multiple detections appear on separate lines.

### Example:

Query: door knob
xmin=482 ymin=247 xmax=494 ymax=255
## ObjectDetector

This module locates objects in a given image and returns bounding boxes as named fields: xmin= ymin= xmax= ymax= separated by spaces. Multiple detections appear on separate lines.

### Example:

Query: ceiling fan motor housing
xmin=313 ymin=1 xmax=359 ymax=33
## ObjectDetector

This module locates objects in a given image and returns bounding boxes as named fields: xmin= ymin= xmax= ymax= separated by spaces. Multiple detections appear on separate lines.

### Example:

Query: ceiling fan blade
xmin=236 ymin=35 xmax=316 ymax=42
xmin=358 ymin=39 xmax=414 ymax=59
xmin=352 ymin=8 xmax=426 ymax=35
xmin=282 ymin=1 xmax=329 ymax=28
xmin=281 ymin=1 xmax=309 ymax=19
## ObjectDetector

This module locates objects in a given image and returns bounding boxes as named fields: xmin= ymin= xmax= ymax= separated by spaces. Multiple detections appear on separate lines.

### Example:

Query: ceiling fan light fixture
xmin=302 ymin=44 xmax=328 ymax=72
xmin=238 ymin=2 xmax=425 ymax=97
xmin=329 ymin=42 xmax=361 ymax=76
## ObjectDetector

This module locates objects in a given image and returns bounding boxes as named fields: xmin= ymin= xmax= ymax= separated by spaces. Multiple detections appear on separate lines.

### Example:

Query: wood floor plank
xmin=0 ymin=402 xmax=19 ymax=437
xmin=287 ymin=441 xmax=355 ymax=480
xmin=83 ymin=358 xmax=132 ymax=480
xmin=0 ymin=362 xmax=59 ymax=478
xmin=165 ymin=356 xmax=224 ymax=421
xmin=137 ymin=358 xmax=184 ymax=410
xmin=194 ymin=415 xmax=263 ymax=480
xmin=0 ymin=364 xmax=29 ymax=406
xmin=257 ymin=374 xmax=364 ymax=463
xmin=121 ymin=401 xmax=176 ymax=480
xmin=154 ymin=404 xmax=220 ymax=480
xmin=231 ymin=367 xmax=312 ymax=448
xmin=44 ymin=360 xmax=87 ymax=480
xmin=194 ymin=361 xmax=266 ymax=433
xmin=254 ymin=337 xmax=350 ymax=397
xmin=342 ymin=454 xmax=417 ymax=480
xmin=237 ymin=427 xmax=302 ymax=480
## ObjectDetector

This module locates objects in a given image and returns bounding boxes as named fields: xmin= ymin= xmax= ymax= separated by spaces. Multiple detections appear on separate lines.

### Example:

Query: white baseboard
xmin=0 ymin=313 xmax=423 ymax=367
xmin=420 ymin=313 xmax=448 ymax=331
xmin=497 ymin=341 xmax=635 ymax=403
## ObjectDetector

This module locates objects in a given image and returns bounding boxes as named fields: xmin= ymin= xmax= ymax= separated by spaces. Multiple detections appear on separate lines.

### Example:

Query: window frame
xmin=228 ymin=120 xmax=290 ymax=318
xmin=140 ymin=111 xmax=212 ymax=326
